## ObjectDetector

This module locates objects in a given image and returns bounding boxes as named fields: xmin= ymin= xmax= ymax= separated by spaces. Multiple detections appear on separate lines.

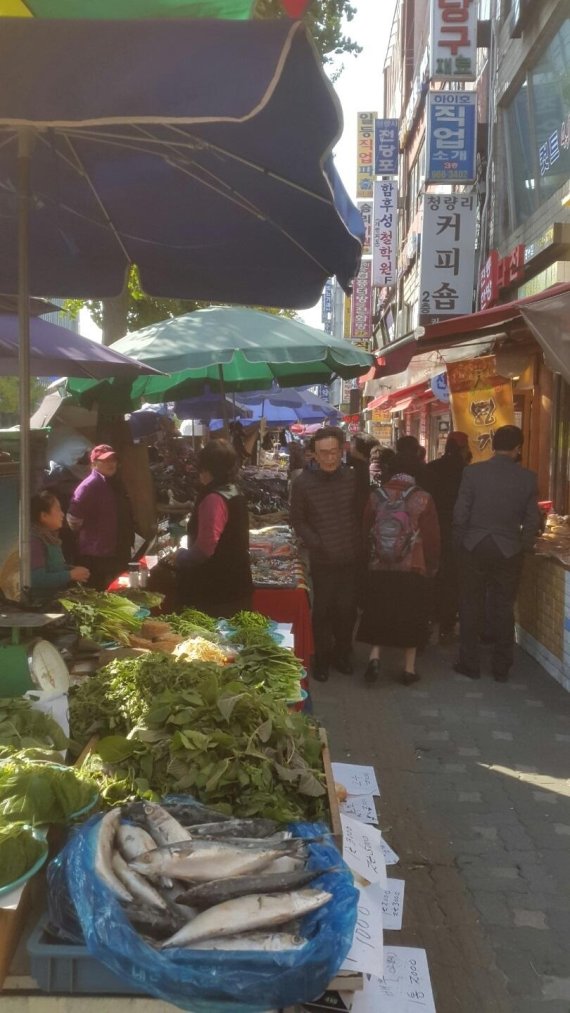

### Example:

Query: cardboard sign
xmin=382 ymin=880 xmax=405 ymax=931
xmin=340 ymin=794 xmax=379 ymax=825
xmin=332 ymin=763 xmax=380 ymax=797
xmin=342 ymin=883 xmax=385 ymax=978
xmin=352 ymin=948 xmax=436 ymax=1012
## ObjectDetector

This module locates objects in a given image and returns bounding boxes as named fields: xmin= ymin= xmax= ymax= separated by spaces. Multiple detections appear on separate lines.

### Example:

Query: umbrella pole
xmin=18 ymin=129 xmax=32 ymax=601
xmin=218 ymin=364 xmax=229 ymax=438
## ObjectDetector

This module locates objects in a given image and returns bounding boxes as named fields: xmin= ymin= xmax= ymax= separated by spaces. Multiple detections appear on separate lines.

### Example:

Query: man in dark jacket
xmin=426 ymin=431 xmax=471 ymax=639
xmin=290 ymin=427 xmax=360 ymax=682
xmin=453 ymin=425 xmax=541 ymax=681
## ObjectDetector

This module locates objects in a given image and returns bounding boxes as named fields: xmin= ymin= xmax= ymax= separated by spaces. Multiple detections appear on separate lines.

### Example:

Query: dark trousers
xmin=435 ymin=540 xmax=459 ymax=633
xmin=79 ymin=555 xmax=125 ymax=592
xmin=458 ymin=538 xmax=523 ymax=675
xmin=311 ymin=562 xmax=357 ymax=664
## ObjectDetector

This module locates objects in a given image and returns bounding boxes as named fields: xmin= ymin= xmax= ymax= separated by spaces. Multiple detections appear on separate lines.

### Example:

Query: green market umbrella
xmin=66 ymin=306 xmax=374 ymax=411
xmin=1 ymin=0 xmax=253 ymax=19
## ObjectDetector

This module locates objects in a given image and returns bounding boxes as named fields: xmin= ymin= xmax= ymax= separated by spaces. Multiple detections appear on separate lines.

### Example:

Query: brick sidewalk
xmin=311 ymin=640 xmax=570 ymax=1013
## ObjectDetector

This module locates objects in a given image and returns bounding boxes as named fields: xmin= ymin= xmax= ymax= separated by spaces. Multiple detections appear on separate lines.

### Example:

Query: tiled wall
xmin=516 ymin=554 xmax=570 ymax=692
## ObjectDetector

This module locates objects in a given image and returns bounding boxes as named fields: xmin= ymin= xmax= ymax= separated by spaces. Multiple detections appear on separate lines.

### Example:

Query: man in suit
xmin=453 ymin=425 xmax=541 ymax=681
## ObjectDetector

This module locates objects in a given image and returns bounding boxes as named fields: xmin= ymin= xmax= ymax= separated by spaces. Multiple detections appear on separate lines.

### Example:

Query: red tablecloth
xmin=252 ymin=587 xmax=314 ymax=672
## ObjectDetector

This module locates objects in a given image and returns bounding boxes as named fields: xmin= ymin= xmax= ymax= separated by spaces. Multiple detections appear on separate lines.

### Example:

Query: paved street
xmin=311 ymin=640 xmax=570 ymax=1013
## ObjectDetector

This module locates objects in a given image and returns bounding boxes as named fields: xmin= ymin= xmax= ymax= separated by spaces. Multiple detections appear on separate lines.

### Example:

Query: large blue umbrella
xmin=220 ymin=387 xmax=341 ymax=425
xmin=0 ymin=17 xmax=363 ymax=590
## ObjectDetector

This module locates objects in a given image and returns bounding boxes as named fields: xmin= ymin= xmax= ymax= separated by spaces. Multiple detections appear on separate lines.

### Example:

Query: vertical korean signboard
xmin=447 ymin=355 xmax=515 ymax=462
xmin=429 ymin=0 xmax=477 ymax=81
xmin=350 ymin=260 xmax=372 ymax=340
xmin=356 ymin=111 xmax=376 ymax=198
xmin=357 ymin=200 xmax=373 ymax=256
xmin=372 ymin=180 xmax=397 ymax=287
xmin=419 ymin=193 xmax=477 ymax=324
xmin=374 ymin=118 xmax=399 ymax=176
xmin=426 ymin=91 xmax=477 ymax=182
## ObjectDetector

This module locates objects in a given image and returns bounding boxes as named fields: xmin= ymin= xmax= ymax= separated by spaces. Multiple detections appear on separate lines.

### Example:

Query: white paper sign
xmin=382 ymin=880 xmax=405 ymax=931
xmin=380 ymin=837 xmax=400 ymax=867
xmin=340 ymin=793 xmax=379 ymax=825
xmin=332 ymin=763 xmax=380 ymax=797
xmin=341 ymin=815 xmax=387 ymax=886
xmin=352 ymin=948 xmax=435 ymax=1012
xmin=341 ymin=883 xmax=384 ymax=978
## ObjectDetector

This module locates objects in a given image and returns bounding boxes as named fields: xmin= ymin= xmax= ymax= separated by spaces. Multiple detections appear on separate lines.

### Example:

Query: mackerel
xmin=94 ymin=809 xmax=133 ymax=903
xmin=189 ymin=932 xmax=308 ymax=952
xmin=125 ymin=801 xmax=192 ymax=847
xmin=112 ymin=851 xmax=168 ymax=911
xmin=189 ymin=818 xmax=278 ymax=839
xmin=176 ymin=866 xmax=330 ymax=909
xmin=116 ymin=823 xmax=156 ymax=862
xmin=130 ymin=843 xmax=283 ymax=882
xmin=161 ymin=889 xmax=332 ymax=948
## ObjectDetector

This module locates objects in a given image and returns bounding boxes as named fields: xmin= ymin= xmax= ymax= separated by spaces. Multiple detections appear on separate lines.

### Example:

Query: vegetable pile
xmin=70 ymin=654 xmax=325 ymax=822
xmin=0 ymin=824 xmax=46 ymax=889
xmin=58 ymin=588 xmax=145 ymax=645
xmin=0 ymin=697 xmax=68 ymax=753
xmin=0 ymin=759 xmax=98 ymax=824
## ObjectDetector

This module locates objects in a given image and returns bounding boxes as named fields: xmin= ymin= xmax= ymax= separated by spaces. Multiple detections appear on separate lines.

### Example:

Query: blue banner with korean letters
xmin=374 ymin=118 xmax=399 ymax=176
xmin=426 ymin=91 xmax=477 ymax=183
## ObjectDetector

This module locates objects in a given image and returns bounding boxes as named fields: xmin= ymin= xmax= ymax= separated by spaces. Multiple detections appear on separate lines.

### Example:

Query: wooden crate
xmin=319 ymin=726 xmax=342 ymax=851
xmin=0 ymin=878 xmax=36 ymax=989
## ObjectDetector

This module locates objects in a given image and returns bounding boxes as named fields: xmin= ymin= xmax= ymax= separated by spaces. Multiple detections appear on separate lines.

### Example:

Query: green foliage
xmin=58 ymin=588 xmax=145 ymax=645
xmin=0 ymin=376 xmax=48 ymax=417
xmin=0 ymin=698 xmax=69 ymax=753
xmin=71 ymin=653 xmax=325 ymax=821
xmin=254 ymin=0 xmax=361 ymax=63
xmin=0 ymin=824 xmax=46 ymax=889
xmin=0 ymin=760 xmax=97 ymax=825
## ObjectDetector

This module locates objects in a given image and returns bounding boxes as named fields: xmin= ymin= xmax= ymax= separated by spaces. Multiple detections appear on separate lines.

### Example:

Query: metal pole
xmin=18 ymin=129 xmax=32 ymax=601
xmin=217 ymin=364 xmax=229 ymax=438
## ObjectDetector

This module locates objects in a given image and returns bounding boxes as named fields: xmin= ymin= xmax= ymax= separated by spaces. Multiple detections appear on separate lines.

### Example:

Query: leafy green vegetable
xmin=165 ymin=609 xmax=218 ymax=633
xmin=0 ymin=824 xmax=46 ymax=888
xmin=162 ymin=615 xmax=220 ymax=643
xmin=0 ymin=698 xmax=68 ymax=752
xmin=230 ymin=610 xmax=271 ymax=632
xmin=58 ymin=588 xmax=144 ymax=645
xmin=72 ymin=654 xmax=324 ymax=822
xmin=233 ymin=641 xmax=304 ymax=702
xmin=114 ymin=589 xmax=164 ymax=609
xmin=0 ymin=760 xmax=98 ymax=824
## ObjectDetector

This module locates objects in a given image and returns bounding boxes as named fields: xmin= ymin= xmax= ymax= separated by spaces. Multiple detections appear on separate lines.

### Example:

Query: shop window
xmin=502 ymin=19 xmax=570 ymax=238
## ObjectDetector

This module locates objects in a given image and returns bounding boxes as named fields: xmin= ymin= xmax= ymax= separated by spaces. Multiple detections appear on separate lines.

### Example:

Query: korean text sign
xmin=419 ymin=193 xmax=477 ymax=324
xmin=350 ymin=259 xmax=372 ymax=340
xmin=430 ymin=0 xmax=477 ymax=81
xmin=426 ymin=91 xmax=477 ymax=183
xmin=374 ymin=118 xmax=399 ymax=176
xmin=356 ymin=111 xmax=376 ymax=198
xmin=372 ymin=180 xmax=397 ymax=288
xmin=357 ymin=201 xmax=373 ymax=257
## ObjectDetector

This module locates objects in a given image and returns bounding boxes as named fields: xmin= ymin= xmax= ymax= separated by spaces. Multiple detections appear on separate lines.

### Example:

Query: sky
xmin=80 ymin=0 xmax=398 ymax=340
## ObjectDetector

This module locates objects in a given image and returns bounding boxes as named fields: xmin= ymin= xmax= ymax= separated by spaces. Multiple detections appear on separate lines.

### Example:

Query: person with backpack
xmin=357 ymin=450 xmax=440 ymax=685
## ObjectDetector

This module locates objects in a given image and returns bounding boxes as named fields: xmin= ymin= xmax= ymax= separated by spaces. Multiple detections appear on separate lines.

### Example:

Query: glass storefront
xmin=502 ymin=19 xmax=570 ymax=238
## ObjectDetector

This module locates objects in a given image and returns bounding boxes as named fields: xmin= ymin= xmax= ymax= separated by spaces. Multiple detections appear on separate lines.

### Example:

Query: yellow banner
xmin=447 ymin=355 xmax=515 ymax=462
xmin=343 ymin=294 xmax=352 ymax=340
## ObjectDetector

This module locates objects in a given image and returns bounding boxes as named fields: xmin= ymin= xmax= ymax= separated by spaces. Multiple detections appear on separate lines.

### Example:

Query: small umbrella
xmin=0 ymin=314 xmax=163 ymax=379
xmin=67 ymin=307 xmax=374 ymax=409
xmin=173 ymin=391 xmax=251 ymax=422
xmin=218 ymin=387 xmax=341 ymax=425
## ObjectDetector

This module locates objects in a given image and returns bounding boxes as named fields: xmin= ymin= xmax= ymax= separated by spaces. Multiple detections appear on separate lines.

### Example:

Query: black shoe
xmin=364 ymin=659 xmax=381 ymax=684
xmin=453 ymin=661 xmax=481 ymax=679
xmin=399 ymin=669 xmax=420 ymax=686
xmin=334 ymin=654 xmax=353 ymax=675
xmin=312 ymin=663 xmax=329 ymax=683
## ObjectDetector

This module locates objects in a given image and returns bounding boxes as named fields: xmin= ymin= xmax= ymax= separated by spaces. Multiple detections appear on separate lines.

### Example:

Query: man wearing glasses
xmin=290 ymin=427 xmax=360 ymax=682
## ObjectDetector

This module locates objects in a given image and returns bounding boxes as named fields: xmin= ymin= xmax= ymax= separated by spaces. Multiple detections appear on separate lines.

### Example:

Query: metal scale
xmin=0 ymin=610 xmax=70 ymax=698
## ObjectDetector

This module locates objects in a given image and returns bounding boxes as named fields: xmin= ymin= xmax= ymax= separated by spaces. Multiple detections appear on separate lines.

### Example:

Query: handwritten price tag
xmin=339 ymin=793 xmax=379 ymax=825
xmin=382 ymin=879 xmax=405 ymax=931
xmin=341 ymin=883 xmax=384 ymax=978
xmin=332 ymin=762 xmax=380 ymax=797
xmin=340 ymin=814 xmax=387 ymax=886
xmin=379 ymin=837 xmax=400 ymax=866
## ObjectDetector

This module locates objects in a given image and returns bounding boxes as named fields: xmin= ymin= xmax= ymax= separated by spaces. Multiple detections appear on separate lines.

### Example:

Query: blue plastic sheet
xmin=48 ymin=813 xmax=357 ymax=1012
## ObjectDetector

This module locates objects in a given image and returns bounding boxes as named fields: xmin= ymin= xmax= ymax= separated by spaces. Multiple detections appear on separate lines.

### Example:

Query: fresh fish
xmin=160 ymin=799 xmax=230 ymax=826
xmin=189 ymin=932 xmax=308 ymax=952
xmin=261 ymin=855 xmax=304 ymax=875
xmin=189 ymin=818 xmax=278 ymax=839
xmin=94 ymin=809 xmax=133 ymax=903
xmin=176 ymin=866 xmax=331 ymax=909
xmin=122 ymin=902 xmax=186 ymax=941
xmin=146 ymin=836 xmax=303 ymax=856
xmin=130 ymin=843 xmax=283 ymax=883
xmin=112 ymin=851 xmax=168 ymax=911
xmin=116 ymin=823 xmax=157 ymax=862
xmin=124 ymin=801 xmax=192 ymax=847
xmin=161 ymin=889 xmax=332 ymax=948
